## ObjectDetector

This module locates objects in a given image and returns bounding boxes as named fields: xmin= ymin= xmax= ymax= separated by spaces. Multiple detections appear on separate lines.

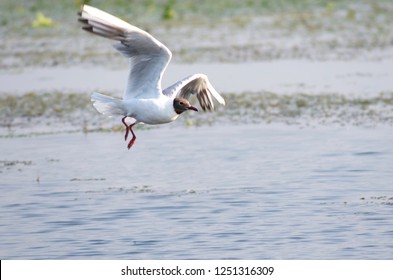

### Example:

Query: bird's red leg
xmin=122 ymin=116 xmax=129 ymax=141
xmin=127 ymin=122 xmax=138 ymax=149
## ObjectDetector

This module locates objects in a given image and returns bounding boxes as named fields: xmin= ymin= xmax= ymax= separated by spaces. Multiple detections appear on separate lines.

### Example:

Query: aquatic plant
xmin=31 ymin=12 xmax=58 ymax=28
xmin=75 ymin=0 xmax=91 ymax=7
xmin=3 ymin=91 xmax=392 ymax=137
xmin=162 ymin=0 xmax=176 ymax=20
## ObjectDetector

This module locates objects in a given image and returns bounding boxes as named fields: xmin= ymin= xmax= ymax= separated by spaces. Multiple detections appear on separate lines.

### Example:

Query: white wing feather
xmin=79 ymin=5 xmax=171 ymax=100
xmin=79 ymin=5 xmax=225 ymax=112
xmin=163 ymin=74 xmax=225 ymax=111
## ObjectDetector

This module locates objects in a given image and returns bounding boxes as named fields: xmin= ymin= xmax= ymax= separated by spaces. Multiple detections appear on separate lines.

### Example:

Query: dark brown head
xmin=173 ymin=97 xmax=198 ymax=114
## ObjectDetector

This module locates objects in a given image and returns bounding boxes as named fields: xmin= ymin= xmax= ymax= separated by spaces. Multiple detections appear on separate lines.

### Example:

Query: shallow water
xmin=2 ymin=58 xmax=393 ymax=95
xmin=1 ymin=124 xmax=393 ymax=259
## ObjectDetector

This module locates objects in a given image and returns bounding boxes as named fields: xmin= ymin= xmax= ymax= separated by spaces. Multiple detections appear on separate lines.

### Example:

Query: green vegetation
xmin=162 ymin=0 xmax=177 ymax=20
xmin=0 ymin=92 xmax=90 ymax=119
xmin=1 ymin=0 xmax=392 ymax=67
xmin=31 ymin=12 xmax=58 ymax=28
xmin=221 ymin=92 xmax=393 ymax=126
xmin=1 ymin=91 xmax=392 ymax=137
xmin=2 ymin=0 xmax=393 ymax=29
xmin=0 ymin=92 xmax=91 ymax=133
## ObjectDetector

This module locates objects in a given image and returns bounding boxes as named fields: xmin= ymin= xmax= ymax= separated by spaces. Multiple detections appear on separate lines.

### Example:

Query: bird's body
xmin=78 ymin=5 xmax=225 ymax=149
xmin=124 ymin=96 xmax=179 ymax=125
xmin=91 ymin=92 xmax=179 ymax=125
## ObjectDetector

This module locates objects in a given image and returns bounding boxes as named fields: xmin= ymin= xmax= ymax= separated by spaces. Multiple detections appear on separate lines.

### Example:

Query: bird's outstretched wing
xmin=78 ymin=5 xmax=171 ymax=100
xmin=163 ymin=74 xmax=225 ymax=111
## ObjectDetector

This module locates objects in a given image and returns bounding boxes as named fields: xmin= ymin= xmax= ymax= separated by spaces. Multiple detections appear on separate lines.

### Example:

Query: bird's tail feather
xmin=91 ymin=92 xmax=125 ymax=117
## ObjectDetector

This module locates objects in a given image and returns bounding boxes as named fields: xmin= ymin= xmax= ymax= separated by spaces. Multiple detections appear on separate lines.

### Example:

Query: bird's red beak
xmin=187 ymin=105 xmax=198 ymax=112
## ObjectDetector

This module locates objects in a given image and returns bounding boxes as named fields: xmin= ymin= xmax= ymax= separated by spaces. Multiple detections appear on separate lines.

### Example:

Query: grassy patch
xmin=2 ymin=90 xmax=392 ymax=135
xmin=1 ymin=0 xmax=393 ymax=66
xmin=31 ymin=12 xmax=58 ymax=28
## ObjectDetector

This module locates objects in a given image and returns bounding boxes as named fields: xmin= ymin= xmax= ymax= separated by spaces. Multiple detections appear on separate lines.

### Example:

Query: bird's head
xmin=173 ymin=98 xmax=198 ymax=114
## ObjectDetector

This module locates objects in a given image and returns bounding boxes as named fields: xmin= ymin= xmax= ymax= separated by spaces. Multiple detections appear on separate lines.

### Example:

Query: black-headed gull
xmin=78 ymin=5 xmax=225 ymax=149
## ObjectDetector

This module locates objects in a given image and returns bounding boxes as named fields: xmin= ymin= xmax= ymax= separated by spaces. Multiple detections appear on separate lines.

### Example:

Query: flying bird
xmin=78 ymin=5 xmax=225 ymax=149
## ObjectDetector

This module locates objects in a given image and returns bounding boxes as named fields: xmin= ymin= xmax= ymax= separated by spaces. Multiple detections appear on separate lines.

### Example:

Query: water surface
xmin=2 ymin=59 xmax=393 ymax=95
xmin=1 ymin=124 xmax=392 ymax=259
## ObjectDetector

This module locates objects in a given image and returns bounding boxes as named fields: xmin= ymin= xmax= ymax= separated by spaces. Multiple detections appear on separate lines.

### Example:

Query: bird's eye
xmin=179 ymin=101 xmax=184 ymax=105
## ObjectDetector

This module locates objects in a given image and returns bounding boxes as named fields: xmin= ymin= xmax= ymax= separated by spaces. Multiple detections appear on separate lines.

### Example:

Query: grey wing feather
xmin=163 ymin=74 xmax=225 ymax=111
xmin=78 ymin=5 xmax=171 ymax=100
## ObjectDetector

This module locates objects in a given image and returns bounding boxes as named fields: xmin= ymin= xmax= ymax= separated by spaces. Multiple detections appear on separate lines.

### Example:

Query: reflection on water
xmin=1 ymin=124 xmax=392 ymax=259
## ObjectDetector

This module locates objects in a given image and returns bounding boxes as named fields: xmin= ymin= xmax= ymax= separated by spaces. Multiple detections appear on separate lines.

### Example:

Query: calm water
xmin=2 ymin=59 xmax=393 ymax=95
xmin=1 ymin=124 xmax=393 ymax=259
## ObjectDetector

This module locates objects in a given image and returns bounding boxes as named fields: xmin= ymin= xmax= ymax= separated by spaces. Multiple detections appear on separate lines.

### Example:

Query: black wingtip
xmin=82 ymin=26 xmax=93 ymax=32
xmin=78 ymin=17 xmax=88 ymax=23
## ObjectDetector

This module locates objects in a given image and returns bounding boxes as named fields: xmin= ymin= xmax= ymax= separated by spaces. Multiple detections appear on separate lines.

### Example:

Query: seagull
xmin=78 ymin=5 xmax=225 ymax=149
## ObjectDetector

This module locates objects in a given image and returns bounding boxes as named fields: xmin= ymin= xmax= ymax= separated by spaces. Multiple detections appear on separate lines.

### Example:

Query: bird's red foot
xmin=127 ymin=136 xmax=136 ymax=149
xmin=124 ymin=128 xmax=129 ymax=141
xmin=127 ymin=122 xmax=137 ymax=149
xmin=122 ymin=117 xmax=138 ymax=149
xmin=122 ymin=116 xmax=129 ymax=141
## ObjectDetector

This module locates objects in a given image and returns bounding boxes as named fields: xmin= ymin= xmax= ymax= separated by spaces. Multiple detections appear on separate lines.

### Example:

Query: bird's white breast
xmin=124 ymin=95 xmax=178 ymax=125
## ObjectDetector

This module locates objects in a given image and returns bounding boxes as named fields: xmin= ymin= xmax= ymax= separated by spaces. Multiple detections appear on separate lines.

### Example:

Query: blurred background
xmin=1 ymin=0 xmax=392 ymax=133
xmin=1 ymin=0 xmax=393 ymax=260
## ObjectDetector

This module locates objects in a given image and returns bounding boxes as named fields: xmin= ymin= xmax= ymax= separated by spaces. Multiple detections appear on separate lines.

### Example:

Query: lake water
xmin=1 ymin=124 xmax=393 ymax=259
xmin=2 ymin=59 xmax=393 ymax=95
